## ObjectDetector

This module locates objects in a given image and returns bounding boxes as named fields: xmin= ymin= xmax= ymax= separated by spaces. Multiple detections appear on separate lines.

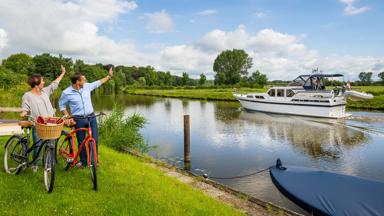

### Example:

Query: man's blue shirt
xmin=59 ymin=81 xmax=101 ymax=116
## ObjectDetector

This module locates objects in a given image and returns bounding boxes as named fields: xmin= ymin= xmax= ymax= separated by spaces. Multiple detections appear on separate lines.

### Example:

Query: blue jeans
xmin=31 ymin=127 xmax=42 ymax=166
xmin=74 ymin=115 xmax=98 ymax=165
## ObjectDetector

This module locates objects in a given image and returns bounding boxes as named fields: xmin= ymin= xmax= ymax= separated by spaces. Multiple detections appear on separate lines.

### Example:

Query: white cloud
xmin=254 ymin=12 xmax=266 ymax=18
xmin=143 ymin=10 xmax=173 ymax=33
xmin=0 ymin=0 xmax=143 ymax=65
xmin=196 ymin=9 xmax=217 ymax=16
xmin=339 ymin=0 xmax=370 ymax=15
xmin=0 ymin=29 xmax=8 ymax=50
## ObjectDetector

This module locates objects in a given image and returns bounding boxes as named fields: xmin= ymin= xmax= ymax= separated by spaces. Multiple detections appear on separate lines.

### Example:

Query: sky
xmin=0 ymin=0 xmax=383 ymax=81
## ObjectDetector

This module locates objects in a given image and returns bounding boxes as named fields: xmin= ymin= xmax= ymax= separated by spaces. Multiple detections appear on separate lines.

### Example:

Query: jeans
xmin=74 ymin=114 xmax=98 ymax=165
xmin=31 ymin=127 xmax=42 ymax=166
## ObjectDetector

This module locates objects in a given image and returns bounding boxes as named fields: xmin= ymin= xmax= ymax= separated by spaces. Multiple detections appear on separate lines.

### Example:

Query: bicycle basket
xmin=35 ymin=117 xmax=64 ymax=139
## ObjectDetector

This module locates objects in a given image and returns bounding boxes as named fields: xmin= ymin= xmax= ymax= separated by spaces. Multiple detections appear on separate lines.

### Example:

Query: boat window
xmin=268 ymin=89 xmax=275 ymax=97
xmin=255 ymin=96 xmax=265 ymax=99
xmin=276 ymin=89 xmax=284 ymax=97
xmin=246 ymin=95 xmax=254 ymax=98
xmin=286 ymin=89 xmax=295 ymax=97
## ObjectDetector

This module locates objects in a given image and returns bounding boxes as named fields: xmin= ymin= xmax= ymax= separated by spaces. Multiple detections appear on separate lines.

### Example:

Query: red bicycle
xmin=57 ymin=113 xmax=104 ymax=190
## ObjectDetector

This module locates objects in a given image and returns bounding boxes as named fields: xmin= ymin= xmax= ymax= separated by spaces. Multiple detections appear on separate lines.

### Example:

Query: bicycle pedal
xmin=66 ymin=157 xmax=74 ymax=163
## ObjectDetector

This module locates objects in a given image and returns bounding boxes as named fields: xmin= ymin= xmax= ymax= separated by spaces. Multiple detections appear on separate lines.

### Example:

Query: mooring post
xmin=184 ymin=114 xmax=190 ymax=163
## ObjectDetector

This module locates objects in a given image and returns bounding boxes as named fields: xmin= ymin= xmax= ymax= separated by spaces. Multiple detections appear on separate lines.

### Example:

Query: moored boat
xmin=233 ymin=73 xmax=373 ymax=118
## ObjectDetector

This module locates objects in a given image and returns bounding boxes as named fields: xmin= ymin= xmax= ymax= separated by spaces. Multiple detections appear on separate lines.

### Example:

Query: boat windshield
xmin=288 ymin=75 xmax=309 ymax=86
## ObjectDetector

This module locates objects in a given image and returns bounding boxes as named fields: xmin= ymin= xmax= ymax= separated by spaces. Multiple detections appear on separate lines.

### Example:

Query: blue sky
xmin=104 ymin=0 xmax=383 ymax=56
xmin=0 ymin=0 xmax=383 ymax=80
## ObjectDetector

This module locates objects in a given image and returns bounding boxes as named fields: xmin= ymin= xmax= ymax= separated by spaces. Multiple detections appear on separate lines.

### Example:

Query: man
xmin=59 ymin=67 xmax=113 ymax=167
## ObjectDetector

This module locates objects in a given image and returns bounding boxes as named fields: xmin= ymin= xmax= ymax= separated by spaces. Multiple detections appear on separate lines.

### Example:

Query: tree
xmin=33 ymin=53 xmax=72 ymax=81
xmin=144 ymin=66 xmax=158 ymax=86
xmin=181 ymin=72 xmax=189 ymax=86
xmin=0 ymin=66 xmax=26 ymax=90
xmin=214 ymin=72 xmax=226 ymax=85
xmin=378 ymin=72 xmax=384 ymax=83
xmin=213 ymin=49 xmax=253 ymax=85
xmin=358 ymin=72 xmax=373 ymax=85
xmin=249 ymin=70 xmax=268 ymax=87
xmin=137 ymin=77 xmax=146 ymax=86
xmin=2 ymin=53 xmax=34 ymax=74
xmin=199 ymin=73 xmax=206 ymax=85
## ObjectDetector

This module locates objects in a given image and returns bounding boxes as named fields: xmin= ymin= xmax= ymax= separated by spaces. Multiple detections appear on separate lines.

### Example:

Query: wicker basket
xmin=36 ymin=117 xmax=64 ymax=140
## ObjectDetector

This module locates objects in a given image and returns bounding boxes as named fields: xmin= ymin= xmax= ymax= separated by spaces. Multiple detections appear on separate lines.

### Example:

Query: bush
xmin=99 ymin=105 xmax=149 ymax=152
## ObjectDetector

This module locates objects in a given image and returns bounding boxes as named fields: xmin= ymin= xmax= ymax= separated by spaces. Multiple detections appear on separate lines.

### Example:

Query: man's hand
xmin=108 ymin=66 xmax=113 ymax=77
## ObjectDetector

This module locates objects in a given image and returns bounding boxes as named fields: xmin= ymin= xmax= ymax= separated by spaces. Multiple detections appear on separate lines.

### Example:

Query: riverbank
xmin=0 ymin=137 xmax=244 ymax=215
xmin=123 ymin=86 xmax=384 ymax=110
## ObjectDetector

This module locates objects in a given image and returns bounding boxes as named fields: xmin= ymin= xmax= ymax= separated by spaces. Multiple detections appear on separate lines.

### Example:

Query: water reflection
xmin=238 ymin=112 xmax=369 ymax=160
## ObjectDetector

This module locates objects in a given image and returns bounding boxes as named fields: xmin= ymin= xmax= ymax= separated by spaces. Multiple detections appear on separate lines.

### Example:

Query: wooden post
xmin=184 ymin=115 xmax=190 ymax=163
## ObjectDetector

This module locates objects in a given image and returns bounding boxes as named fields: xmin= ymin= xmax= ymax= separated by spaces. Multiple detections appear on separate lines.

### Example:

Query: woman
xmin=20 ymin=65 xmax=66 ymax=172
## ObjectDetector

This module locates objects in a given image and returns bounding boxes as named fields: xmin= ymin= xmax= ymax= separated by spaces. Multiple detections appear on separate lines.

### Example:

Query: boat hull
xmin=235 ymin=97 xmax=349 ymax=118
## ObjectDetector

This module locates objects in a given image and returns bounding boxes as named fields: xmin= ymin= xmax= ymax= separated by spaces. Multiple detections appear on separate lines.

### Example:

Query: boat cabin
xmin=267 ymin=88 xmax=296 ymax=98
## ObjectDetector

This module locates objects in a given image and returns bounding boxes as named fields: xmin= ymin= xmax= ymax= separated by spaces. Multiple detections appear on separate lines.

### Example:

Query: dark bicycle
xmin=3 ymin=117 xmax=63 ymax=193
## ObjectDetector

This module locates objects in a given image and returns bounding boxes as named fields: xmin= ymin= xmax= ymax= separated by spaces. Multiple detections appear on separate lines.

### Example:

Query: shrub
xmin=99 ymin=105 xmax=149 ymax=152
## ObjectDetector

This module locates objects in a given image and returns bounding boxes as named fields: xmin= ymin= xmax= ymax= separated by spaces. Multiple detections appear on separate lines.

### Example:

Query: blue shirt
xmin=59 ymin=81 xmax=101 ymax=116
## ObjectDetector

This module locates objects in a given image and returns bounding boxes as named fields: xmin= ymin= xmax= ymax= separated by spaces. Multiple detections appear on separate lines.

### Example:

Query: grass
xmin=350 ymin=86 xmax=384 ymax=96
xmin=0 ymin=137 xmax=243 ymax=216
xmin=124 ymin=86 xmax=384 ymax=110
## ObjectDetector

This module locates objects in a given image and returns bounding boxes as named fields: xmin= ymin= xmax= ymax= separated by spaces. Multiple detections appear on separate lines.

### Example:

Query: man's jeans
xmin=74 ymin=115 xmax=98 ymax=166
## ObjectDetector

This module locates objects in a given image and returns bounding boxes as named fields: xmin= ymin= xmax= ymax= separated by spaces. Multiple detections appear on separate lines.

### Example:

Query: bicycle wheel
xmin=57 ymin=134 xmax=73 ymax=170
xmin=43 ymin=140 xmax=56 ymax=193
xmin=89 ymin=140 xmax=97 ymax=191
xmin=4 ymin=135 xmax=25 ymax=174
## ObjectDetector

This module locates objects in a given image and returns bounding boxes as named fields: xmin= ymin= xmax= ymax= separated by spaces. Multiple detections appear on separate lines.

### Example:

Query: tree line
xmin=0 ymin=50 xmax=270 ymax=92
xmin=1 ymin=50 xmax=381 ymax=92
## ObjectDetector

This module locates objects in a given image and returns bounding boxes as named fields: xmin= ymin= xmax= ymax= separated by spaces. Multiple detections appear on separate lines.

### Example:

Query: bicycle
xmin=3 ymin=116 xmax=63 ymax=193
xmin=57 ymin=112 xmax=105 ymax=191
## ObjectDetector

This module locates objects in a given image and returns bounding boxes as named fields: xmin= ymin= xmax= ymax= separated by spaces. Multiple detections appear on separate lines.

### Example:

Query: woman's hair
xmin=70 ymin=72 xmax=84 ymax=84
xmin=27 ymin=74 xmax=43 ymax=88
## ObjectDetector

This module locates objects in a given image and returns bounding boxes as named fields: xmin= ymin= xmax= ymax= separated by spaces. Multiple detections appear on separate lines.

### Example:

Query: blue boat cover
xmin=270 ymin=160 xmax=384 ymax=216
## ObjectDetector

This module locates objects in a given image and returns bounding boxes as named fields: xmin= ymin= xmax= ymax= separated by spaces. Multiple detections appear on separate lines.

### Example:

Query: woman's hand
xmin=108 ymin=66 xmax=113 ymax=77
xmin=60 ymin=65 xmax=66 ymax=75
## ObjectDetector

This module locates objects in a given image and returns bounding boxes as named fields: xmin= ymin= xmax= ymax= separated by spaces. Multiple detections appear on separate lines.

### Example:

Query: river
xmin=94 ymin=94 xmax=384 ymax=215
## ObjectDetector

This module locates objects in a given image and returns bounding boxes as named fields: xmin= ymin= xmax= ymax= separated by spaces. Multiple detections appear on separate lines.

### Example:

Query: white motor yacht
xmin=233 ymin=73 xmax=373 ymax=118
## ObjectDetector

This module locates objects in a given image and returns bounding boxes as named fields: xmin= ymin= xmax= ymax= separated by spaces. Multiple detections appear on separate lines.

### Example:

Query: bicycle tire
xmin=89 ymin=141 xmax=97 ymax=191
xmin=3 ymin=135 xmax=25 ymax=174
xmin=43 ymin=140 xmax=56 ymax=193
xmin=57 ymin=134 xmax=73 ymax=170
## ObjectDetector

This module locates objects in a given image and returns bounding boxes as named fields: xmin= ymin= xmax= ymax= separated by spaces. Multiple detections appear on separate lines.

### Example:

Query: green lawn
xmin=0 ymin=137 xmax=243 ymax=216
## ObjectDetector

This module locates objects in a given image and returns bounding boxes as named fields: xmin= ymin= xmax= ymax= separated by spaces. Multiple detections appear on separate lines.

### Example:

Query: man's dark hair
xmin=70 ymin=73 xmax=84 ymax=84
xmin=27 ymin=74 xmax=42 ymax=88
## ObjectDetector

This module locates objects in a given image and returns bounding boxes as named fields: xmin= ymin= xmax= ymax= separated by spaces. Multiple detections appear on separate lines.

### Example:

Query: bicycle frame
xmin=60 ymin=127 xmax=98 ymax=167
xmin=9 ymin=127 xmax=54 ymax=167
